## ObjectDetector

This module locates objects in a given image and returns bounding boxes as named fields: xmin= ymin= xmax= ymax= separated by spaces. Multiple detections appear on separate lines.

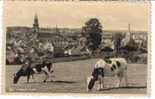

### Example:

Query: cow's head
xmin=87 ymin=76 xmax=95 ymax=91
xmin=13 ymin=73 xmax=20 ymax=84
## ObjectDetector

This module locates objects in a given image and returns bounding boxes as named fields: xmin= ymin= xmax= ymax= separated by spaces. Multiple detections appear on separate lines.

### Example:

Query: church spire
xmin=33 ymin=13 xmax=39 ymax=32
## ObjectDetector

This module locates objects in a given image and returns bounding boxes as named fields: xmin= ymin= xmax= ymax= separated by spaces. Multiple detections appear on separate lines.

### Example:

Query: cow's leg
xmin=101 ymin=68 xmax=104 ymax=89
xmin=47 ymin=70 xmax=54 ymax=82
xmin=27 ymin=74 xmax=30 ymax=83
xmin=97 ymin=68 xmax=104 ymax=90
xmin=97 ymin=76 xmax=104 ymax=90
xmin=101 ymin=77 xmax=104 ymax=89
xmin=49 ymin=70 xmax=54 ymax=82
xmin=98 ymin=78 xmax=102 ymax=90
xmin=42 ymin=70 xmax=49 ymax=82
xmin=123 ymin=69 xmax=128 ymax=87
xmin=31 ymin=74 xmax=34 ymax=79
xmin=118 ymin=76 xmax=123 ymax=87
xmin=97 ymin=76 xmax=101 ymax=90
xmin=97 ymin=78 xmax=100 ymax=90
xmin=117 ymin=72 xmax=123 ymax=87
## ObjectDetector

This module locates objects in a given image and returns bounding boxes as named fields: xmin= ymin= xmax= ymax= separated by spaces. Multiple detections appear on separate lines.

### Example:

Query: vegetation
xmin=82 ymin=18 xmax=102 ymax=53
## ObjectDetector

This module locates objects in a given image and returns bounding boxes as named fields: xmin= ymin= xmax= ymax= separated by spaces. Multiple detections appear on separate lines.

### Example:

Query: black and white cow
xmin=13 ymin=58 xmax=53 ymax=84
xmin=87 ymin=58 xmax=128 ymax=91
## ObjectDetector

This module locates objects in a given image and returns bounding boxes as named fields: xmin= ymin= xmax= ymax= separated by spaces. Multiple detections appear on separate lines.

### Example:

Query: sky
xmin=3 ymin=1 xmax=150 ymax=31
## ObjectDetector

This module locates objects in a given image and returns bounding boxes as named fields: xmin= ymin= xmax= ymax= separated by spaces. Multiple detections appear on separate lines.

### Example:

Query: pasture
xmin=5 ymin=59 xmax=147 ymax=94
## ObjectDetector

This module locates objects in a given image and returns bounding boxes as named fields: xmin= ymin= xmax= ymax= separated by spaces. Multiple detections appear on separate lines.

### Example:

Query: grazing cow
xmin=13 ymin=58 xmax=53 ymax=84
xmin=87 ymin=58 xmax=128 ymax=91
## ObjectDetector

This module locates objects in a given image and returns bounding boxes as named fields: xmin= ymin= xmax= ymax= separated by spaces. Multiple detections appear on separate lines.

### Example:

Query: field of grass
xmin=5 ymin=58 xmax=147 ymax=94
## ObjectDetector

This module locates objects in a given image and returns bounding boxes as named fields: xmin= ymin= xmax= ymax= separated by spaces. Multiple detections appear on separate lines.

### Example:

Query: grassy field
xmin=5 ymin=58 xmax=147 ymax=94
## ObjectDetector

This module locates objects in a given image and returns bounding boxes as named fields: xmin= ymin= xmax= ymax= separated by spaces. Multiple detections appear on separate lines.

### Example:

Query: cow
xmin=87 ymin=58 xmax=128 ymax=91
xmin=13 ymin=58 xmax=53 ymax=84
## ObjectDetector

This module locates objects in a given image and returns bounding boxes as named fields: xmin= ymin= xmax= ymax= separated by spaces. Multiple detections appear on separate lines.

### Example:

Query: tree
xmin=82 ymin=18 xmax=102 ymax=53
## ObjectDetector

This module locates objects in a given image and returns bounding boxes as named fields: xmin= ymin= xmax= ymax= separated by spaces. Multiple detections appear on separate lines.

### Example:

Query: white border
xmin=150 ymin=1 xmax=155 ymax=98
xmin=0 ymin=0 xmax=3 ymax=95
xmin=0 ymin=1 xmax=154 ymax=99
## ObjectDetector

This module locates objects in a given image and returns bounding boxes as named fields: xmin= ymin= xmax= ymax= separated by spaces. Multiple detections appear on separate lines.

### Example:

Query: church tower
xmin=33 ymin=14 xmax=39 ymax=33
